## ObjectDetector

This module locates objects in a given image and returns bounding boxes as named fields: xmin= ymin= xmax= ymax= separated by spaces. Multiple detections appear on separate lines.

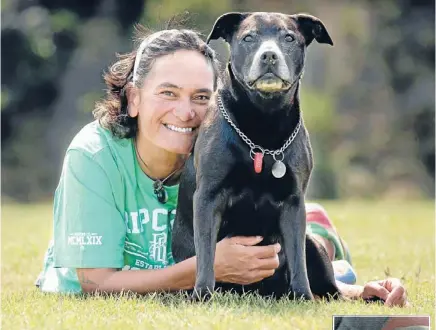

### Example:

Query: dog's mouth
xmin=248 ymin=73 xmax=291 ymax=93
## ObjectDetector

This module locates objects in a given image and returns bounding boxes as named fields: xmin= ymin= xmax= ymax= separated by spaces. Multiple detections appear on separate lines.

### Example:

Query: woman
xmin=35 ymin=26 xmax=408 ymax=307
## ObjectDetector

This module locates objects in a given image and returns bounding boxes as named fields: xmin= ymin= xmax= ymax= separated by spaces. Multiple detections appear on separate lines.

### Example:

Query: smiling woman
xmin=34 ymin=26 xmax=225 ymax=294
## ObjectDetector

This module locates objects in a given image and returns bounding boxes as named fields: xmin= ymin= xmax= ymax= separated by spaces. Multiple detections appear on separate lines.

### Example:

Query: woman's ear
xmin=125 ymin=82 xmax=139 ymax=118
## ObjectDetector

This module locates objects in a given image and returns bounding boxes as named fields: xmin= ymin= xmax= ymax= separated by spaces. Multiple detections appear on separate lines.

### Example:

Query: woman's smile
xmin=163 ymin=123 xmax=198 ymax=134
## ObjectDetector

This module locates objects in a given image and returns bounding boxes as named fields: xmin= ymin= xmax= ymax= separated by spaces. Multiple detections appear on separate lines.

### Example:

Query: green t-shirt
xmin=35 ymin=121 xmax=179 ymax=293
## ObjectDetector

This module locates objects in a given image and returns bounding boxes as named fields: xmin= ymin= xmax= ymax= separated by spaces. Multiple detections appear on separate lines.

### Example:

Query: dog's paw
xmin=190 ymin=287 xmax=214 ymax=302
xmin=289 ymin=289 xmax=314 ymax=301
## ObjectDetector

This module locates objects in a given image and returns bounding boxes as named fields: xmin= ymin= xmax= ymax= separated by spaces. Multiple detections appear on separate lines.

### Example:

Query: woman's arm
xmin=77 ymin=257 xmax=197 ymax=294
xmin=336 ymin=280 xmax=364 ymax=300
xmin=77 ymin=236 xmax=281 ymax=294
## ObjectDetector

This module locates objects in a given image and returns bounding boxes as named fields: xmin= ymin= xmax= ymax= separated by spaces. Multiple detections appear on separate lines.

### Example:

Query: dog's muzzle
xmin=250 ymin=73 xmax=290 ymax=92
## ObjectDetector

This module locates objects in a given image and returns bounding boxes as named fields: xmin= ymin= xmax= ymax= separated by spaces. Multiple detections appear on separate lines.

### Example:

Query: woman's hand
xmin=214 ymin=236 xmax=281 ymax=285
xmin=337 ymin=277 xmax=409 ymax=308
xmin=361 ymin=277 xmax=410 ymax=307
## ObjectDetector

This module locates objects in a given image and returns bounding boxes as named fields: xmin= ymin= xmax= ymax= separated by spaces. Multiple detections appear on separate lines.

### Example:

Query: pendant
xmin=254 ymin=152 xmax=263 ymax=174
xmin=272 ymin=160 xmax=286 ymax=178
xmin=153 ymin=180 xmax=168 ymax=204
xmin=155 ymin=188 xmax=168 ymax=204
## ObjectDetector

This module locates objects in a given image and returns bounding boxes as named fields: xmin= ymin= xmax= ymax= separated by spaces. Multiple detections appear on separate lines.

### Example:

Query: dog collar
xmin=217 ymin=95 xmax=301 ymax=178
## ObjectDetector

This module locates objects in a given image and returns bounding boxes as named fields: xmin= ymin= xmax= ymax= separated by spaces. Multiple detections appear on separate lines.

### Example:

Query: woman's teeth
xmin=165 ymin=124 xmax=194 ymax=133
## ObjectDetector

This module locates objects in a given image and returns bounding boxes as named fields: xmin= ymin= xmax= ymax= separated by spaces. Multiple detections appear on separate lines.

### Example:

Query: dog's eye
xmin=243 ymin=35 xmax=254 ymax=42
xmin=285 ymin=34 xmax=294 ymax=42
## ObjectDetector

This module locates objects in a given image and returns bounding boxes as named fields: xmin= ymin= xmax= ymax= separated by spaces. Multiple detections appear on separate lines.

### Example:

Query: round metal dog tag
xmin=272 ymin=160 xmax=286 ymax=178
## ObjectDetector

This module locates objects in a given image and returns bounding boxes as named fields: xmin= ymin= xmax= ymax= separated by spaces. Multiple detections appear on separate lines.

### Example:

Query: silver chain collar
xmin=217 ymin=95 xmax=301 ymax=161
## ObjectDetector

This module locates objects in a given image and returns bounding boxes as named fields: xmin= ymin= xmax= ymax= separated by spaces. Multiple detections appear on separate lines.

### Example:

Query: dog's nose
xmin=261 ymin=51 xmax=278 ymax=64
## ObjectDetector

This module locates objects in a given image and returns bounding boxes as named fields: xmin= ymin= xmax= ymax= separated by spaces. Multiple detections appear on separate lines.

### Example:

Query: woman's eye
xmin=243 ymin=35 xmax=254 ymax=42
xmin=285 ymin=34 xmax=294 ymax=42
xmin=161 ymin=91 xmax=176 ymax=97
xmin=194 ymin=95 xmax=210 ymax=102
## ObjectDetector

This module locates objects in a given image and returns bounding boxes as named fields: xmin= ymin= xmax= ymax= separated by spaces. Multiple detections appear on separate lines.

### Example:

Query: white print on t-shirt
xmin=122 ymin=263 xmax=165 ymax=271
xmin=67 ymin=232 xmax=102 ymax=246
xmin=149 ymin=232 xmax=167 ymax=263
xmin=123 ymin=207 xmax=176 ymax=265
xmin=124 ymin=208 xmax=176 ymax=234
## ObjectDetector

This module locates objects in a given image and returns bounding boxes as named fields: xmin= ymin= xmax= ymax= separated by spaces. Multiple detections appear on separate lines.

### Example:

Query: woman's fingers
xmin=229 ymin=236 xmax=264 ymax=246
xmin=385 ymin=284 xmax=406 ymax=307
xmin=256 ymin=254 xmax=280 ymax=270
xmin=363 ymin=278 xmax=409 ymax=307
xmin=363 ymin=281 xmax=390 ymax=301
xmin=249 ymin=243 xmax=281 ymax=259
xmin=246 ymin=269 xmax=276 ymax=284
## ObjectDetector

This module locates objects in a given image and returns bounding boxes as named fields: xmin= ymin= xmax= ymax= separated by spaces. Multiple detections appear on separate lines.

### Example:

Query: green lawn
xmin=2 ymin=200 xmax=435 ymax=329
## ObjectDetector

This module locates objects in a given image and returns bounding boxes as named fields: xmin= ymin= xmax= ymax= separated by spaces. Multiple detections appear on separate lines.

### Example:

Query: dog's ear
xmin=207 ymin=12 xmax=249 ymax=44
xmin=291 ymin=13 xmax=333 ymax=46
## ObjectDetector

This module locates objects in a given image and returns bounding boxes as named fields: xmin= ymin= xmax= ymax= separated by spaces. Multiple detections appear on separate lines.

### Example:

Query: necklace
xmin=134 ymin=140 xmax=183 ymax=204
xmin=217 ymin=95 xmax=301 ymax=178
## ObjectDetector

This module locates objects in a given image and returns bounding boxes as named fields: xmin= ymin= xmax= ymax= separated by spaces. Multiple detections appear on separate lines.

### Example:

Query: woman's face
xmin=129 ymin=49 xmax=215 ymax=155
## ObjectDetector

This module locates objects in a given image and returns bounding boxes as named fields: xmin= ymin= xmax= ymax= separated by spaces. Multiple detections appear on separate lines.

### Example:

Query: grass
xmin=1 ymin=200 xmax=435 ymax=329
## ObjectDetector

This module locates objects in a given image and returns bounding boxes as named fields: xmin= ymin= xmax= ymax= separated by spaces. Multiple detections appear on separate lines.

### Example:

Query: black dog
xmin=172 ymin=12 xmax=341 ymax=301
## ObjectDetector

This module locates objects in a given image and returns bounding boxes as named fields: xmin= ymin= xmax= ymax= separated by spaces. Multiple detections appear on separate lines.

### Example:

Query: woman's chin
xmin=158 ymin=140 xmax=194 ymax=155
xmin=153 ymin=129 xmax=198 ymax=155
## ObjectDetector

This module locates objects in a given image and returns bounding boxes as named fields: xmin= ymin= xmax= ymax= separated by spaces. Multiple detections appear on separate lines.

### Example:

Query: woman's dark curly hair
xmin=93 ymin=24 xmax=220 ymax=139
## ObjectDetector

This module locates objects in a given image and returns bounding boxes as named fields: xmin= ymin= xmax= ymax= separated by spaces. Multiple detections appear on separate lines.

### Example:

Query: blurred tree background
xmin=1 ymin=0 xmax=434 ymax=202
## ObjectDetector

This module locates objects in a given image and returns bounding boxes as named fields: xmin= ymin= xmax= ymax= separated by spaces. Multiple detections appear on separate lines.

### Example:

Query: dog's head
xmin=207 ymin=12 xmax=333 ymax=98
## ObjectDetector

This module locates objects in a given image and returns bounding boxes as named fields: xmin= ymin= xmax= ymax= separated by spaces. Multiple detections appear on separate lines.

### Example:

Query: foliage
xmin=1 ymin=0 xmax=434 ymax=201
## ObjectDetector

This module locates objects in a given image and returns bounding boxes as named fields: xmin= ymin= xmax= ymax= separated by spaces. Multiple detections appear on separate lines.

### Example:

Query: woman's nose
xmin=173 ymin=102 xmax=195 ymax=122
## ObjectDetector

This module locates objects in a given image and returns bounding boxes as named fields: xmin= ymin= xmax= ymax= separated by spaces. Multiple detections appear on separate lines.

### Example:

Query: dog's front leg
xmin=192 ymin=182 xmax=226 ymax=301
xmin=280 ymin=196 xmax=314 ymax=300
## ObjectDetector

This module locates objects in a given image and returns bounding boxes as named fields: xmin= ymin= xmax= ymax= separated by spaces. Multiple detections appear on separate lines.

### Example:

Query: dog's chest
xmin=217 ymin=157 xmax=298 ymax=239
xmin=219 ymin=187 xmax=282 ymax=240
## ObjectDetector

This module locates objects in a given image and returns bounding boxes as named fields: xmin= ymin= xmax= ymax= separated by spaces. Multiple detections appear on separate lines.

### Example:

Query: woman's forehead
xmin=146 ymin=50 xmax=214 ymax=89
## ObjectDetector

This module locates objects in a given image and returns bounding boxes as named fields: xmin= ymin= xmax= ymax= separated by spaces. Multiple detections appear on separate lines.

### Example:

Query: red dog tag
xmin=254 ymin=152 xmax=263 ymax=173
